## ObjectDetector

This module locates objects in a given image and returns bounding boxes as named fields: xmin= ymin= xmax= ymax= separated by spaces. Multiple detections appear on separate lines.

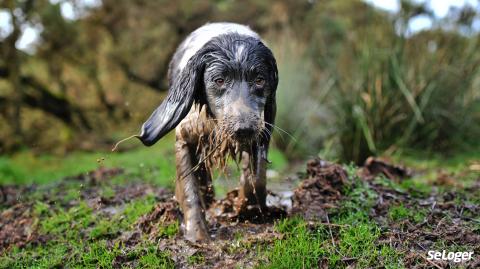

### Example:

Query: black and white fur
xmin=136 ymin=22 xmax=278 ymax=241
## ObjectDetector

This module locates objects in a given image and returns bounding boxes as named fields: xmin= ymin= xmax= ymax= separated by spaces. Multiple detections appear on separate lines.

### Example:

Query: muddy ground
xmin=1 ymin=159 xmax=479 ymax=268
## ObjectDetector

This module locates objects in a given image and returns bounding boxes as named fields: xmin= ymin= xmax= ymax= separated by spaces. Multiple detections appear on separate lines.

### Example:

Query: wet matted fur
xmin=135 ymin=22 xmax=278 ymax=241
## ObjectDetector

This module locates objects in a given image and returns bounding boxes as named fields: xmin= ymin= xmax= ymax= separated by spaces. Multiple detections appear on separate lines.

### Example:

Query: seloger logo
xmin=427 ymin=251 xmax=474 ymax=263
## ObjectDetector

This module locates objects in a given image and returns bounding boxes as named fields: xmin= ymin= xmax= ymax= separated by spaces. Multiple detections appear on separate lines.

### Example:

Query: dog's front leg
xmin=237 ymin=148 xmax=267 ymax=212
xmin=175 ymin=131 xmax=209 ymax=242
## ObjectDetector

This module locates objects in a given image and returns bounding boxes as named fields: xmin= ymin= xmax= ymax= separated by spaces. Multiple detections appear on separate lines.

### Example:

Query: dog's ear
xmin=137 ymin=51 xmax=208 ymax=146
xmin=261 ymin=61 xmax=278 ymax=152
xmin=262 ymin=95 xmax=277 ymax=147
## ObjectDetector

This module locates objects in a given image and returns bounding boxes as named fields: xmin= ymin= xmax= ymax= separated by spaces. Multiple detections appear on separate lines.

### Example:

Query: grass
xmin=137 ymin=244 xmax=174 ymax=269
xmin=261 ymin=213 xmax=403 ymax=269
xmin=157 ymin=222 xmax=179 ymax=239
xmin=0 ymin=132 xmax=290 ymax=188
xmin=260 ymin=217 xmax=325 ymax=268
xmin=0 ymin=133 xmax=176 ymax=186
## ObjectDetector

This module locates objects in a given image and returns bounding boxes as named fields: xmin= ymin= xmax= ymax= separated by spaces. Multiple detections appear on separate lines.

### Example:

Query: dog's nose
xmin=234 ymin=126 xmax=255 ymax=138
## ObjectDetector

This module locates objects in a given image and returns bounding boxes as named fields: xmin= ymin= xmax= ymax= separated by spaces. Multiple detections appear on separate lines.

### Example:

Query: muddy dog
xmin=136 ymin=22 xmax=278 ymax=242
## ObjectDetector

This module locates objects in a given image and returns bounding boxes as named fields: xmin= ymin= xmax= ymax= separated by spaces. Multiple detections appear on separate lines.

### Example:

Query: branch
xmin=116 ymin=59 xmax=168 ymax=92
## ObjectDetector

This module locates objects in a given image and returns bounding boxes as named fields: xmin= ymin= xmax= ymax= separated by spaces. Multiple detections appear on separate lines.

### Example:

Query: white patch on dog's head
xmin=178 ymin=22 xmax=259 ymax=71
xmin=235 ymin=44 xmax=245 ymax=62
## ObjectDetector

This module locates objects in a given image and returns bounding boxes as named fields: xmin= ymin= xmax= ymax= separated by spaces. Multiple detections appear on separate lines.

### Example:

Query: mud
xmin=0 ymin=203 xmax=48 ymax=252
xmin=0 ymin=185 xmax=37 ymax=207
xmin=361 ymin=156 xmax=412 ymax=181
xmin=366 ymin=167 xmax=480 ymax=268
xmin=64 ymin=166 xmax=124 ymax=184
xmin=291 ymin=159 xmax=348 ymax=220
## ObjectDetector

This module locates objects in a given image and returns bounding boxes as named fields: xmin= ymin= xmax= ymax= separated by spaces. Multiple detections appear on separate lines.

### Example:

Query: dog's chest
xmin=177 ymin=104 xmax=239 ymax=169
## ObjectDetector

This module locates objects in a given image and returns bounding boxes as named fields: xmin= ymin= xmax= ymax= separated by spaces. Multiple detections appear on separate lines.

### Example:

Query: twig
xmin=326 ymin=214 xmax=336 ymax=247
xmin=111 ymin=134 xmax=138 ymax=152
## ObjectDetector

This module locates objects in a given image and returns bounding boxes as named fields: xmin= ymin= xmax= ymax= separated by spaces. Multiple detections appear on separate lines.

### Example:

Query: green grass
xmin=0 ymin=133 xmax=176 ymax=186
xmin=261 ymin=213 xmax=404 ymax=268
xmin=157 ymin=221 xmax=179 ymax=239
xmin=388 ymin=204 xmax=410 ymax=221
xmin=0 ymin=133 xmax=291 ymax=187
xmin=392 ymin=148 xmax=480 ymax=172
xmin=137 ymin=244 xmax=174 ymax=269
xmin=88 ymin=195 xmax=157 ymax=240
xmin=260 ymin=217 xmax=325 ymax=268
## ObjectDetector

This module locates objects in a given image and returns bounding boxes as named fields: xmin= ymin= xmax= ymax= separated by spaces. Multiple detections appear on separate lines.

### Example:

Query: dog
xmin=136 ymin=22 xmax=278 ymax=241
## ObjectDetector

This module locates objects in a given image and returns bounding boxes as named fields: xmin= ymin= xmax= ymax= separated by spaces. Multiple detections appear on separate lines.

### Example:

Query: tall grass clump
xmin=271 ymin=1 xmax=480 ymax=164
xmin=330 ymin=32 xmax=480 ymax=163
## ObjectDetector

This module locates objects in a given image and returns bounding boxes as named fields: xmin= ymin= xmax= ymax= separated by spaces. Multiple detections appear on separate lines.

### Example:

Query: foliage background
xmin=1 ymin=0 xmax=479 ymax=164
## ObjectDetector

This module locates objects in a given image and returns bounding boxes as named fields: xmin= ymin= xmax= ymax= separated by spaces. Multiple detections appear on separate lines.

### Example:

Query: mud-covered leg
xmin=196 ymin=161 xmax=215 ymax=209
xmin=237 ymin=150 xmax=267 ymax=212
xmin=175 ymin=139 xmax=209 ymax=242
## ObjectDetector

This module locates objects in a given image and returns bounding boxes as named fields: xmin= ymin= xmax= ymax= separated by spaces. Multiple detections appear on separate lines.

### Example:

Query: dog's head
xmin=137 ymin=33 xmax=278 ymax=149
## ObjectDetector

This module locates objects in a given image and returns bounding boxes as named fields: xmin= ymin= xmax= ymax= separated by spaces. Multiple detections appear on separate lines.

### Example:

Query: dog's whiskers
xmin=264 ymin=122 xmax=297 ymax=142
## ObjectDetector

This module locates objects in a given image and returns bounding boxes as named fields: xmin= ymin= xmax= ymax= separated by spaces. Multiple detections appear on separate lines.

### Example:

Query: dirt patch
xmin=0 ymin=185 xmax=37 ymax=207
xmin=365 ymin=168 xmax=480 ymax=268
xmin=65 ymin=166 xmax=124 ymax=184
xmin=137 ymin=200 xmax=181 ymax=235
xmin=86 ymin=184 xmax=172 ymax=215
xmin=0 ymin=203 xmax=48 ymax=253
xmin=123 ymin=159 xmax=349 ymax=267
xmin=361 ymin=157 xmax=412 ymax=181
xmin=291 ymin=158 xmax=348 ymax=220
xmin=111 ymin=196 xmax=282 ymax=268
xmin=209 ymin=189 xmax=287 ymax=224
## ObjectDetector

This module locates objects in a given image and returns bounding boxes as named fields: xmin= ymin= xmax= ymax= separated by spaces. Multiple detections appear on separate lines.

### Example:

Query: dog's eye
xmin=255 ymin=77 xmax=265 ymax=87
xmin=215 ymin=78 xmax=225 ymax=87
